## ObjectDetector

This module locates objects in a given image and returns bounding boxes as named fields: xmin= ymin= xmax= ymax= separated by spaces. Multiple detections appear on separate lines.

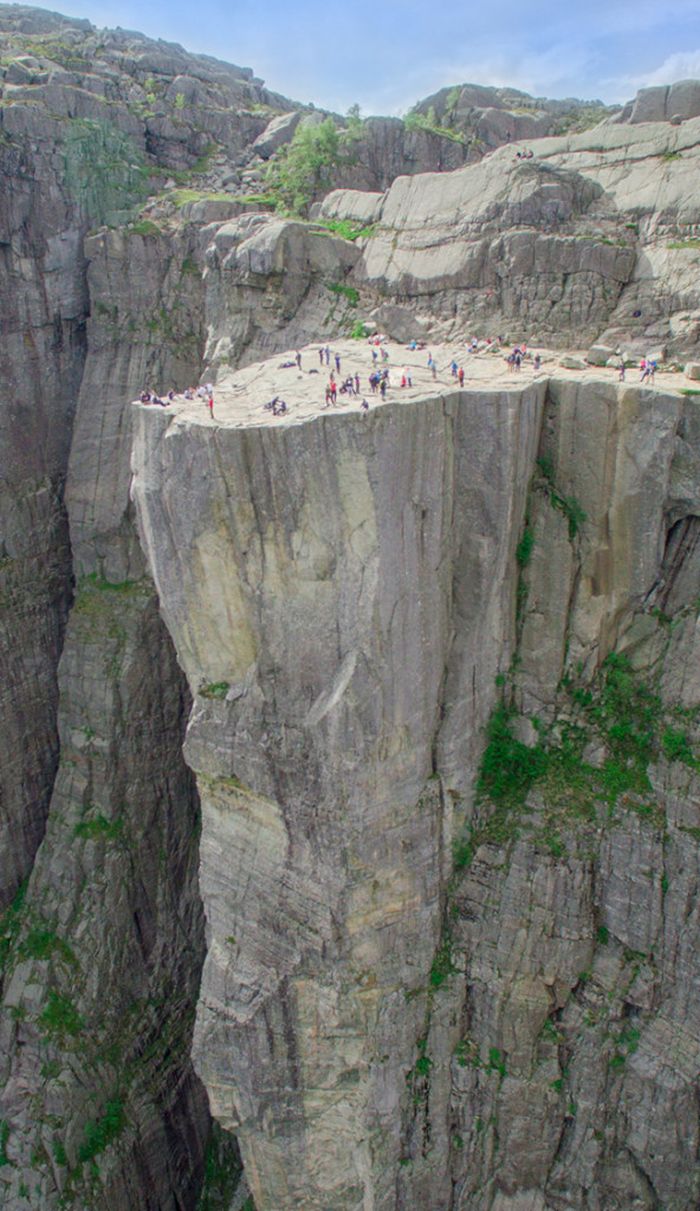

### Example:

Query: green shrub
xmin=38 ymin=990 xmax=84 ymax=1041
xmin=477 ymin=704 xmax=548 ymax=807
xmin=78 ymin=1099 xmax=125 ymax=1163
xmin=265 ymin=117 xmax=342 ymax=215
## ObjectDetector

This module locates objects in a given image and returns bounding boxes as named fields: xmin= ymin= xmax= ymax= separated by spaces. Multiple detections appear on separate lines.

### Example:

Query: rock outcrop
xmin=130 ymin=369 xmax=700 ymax=1211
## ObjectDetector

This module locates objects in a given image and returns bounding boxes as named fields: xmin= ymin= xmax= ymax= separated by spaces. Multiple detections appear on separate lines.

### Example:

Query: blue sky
xmin=43 ymin=0 xmax=700 ymax=115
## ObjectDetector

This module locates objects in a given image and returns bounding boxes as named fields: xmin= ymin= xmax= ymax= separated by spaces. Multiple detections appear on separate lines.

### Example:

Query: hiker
xmin=458 ymin=366 xmax=465 ymax=386
xmin=380 ymin=377 xmax=387 ymax=399
xmin=618 ymin=358 xmax=625 ymax=382
xmin=372 ymin=348 xmax=378 ymax=364
xmin=295 ymin=351 xmax=302 ymax=369
xmin=324 ymin=387 xmax=331 ymax=407
xmin=533 ymin=354 xmax=541 ymax=372
xmin=427 ymin=353 xmax=433 ymax=371
xmin=354 ymin=372 xmax=360 ymax=394
xmin=381 ymin=347 xmax=389 ymax=363
xmin=431 ymin=360 xmax=437 ymax=380
xmin=401 ymin=373 xmax=406 ymax=388
xmin=335 ymin=353 xmax=341 ymax=373
xmin=640 ymin=358 xmax=649 ymax=381
xmin=324 ymin=345 xmax=330 ymax=365
xmin=405 ymin=366 xmax=413 ymax=387
xmin=207 ymin=393 xmax=214 ymax=418
xmin=319 ymin=347 xmax=324 ymax=365
xmin=360 ymin=398 xmax=369 ymax=411
xmin=450 ymin=360 xmax=458 ymax=377
xmin=330 ymin=379 xmax=337 ymax=403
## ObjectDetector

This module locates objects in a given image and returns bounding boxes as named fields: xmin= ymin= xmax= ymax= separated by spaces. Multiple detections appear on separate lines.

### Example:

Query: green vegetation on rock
xmin=265 ymin=117 xmax=344 ymax=215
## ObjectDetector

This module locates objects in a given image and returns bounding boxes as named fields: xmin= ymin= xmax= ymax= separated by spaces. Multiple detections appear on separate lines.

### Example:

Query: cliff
xmin=1 ymin=6 xmax=700 ymax=1210
xmin=128 ymin=358 xmax=700 ymax=1211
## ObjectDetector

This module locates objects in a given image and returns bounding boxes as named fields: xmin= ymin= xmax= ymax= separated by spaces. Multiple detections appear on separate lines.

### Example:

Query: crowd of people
xmin=137 ymin=335 xmax=662 ymax=427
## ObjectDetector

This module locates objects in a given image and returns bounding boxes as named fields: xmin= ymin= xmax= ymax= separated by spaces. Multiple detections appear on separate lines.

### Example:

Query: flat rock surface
xmin=135 ymin=338 xmax=684 ymax=430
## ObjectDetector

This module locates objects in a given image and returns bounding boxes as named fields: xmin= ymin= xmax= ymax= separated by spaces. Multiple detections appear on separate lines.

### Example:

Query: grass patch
xmin=668 ymin=238 xmax=700 ymax=250
xmin=327 ymin=282 xmax=359 ymax=306
xmin=171 ymin=189 xmax=234 ymax=208
xmin=313 ymin=218 xmax=376 ymax=242
xmin=128 ymin=219 xmax=163 ymax=237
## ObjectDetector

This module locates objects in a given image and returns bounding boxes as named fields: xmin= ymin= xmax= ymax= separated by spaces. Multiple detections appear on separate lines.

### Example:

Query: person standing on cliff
xmin=335 ymin=352 xmax=341 ymax=373
xmin=295 ymin=350 xmax=302 ymax=369
xmin=458 ymin=366 xmax=465 ymax=386
xmin=207 ymin=393 xmax=214 ymax=419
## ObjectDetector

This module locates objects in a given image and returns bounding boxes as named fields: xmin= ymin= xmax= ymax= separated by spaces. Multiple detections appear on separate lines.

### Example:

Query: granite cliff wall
xmin=132 ymin=379 xmax=700 ymax=1211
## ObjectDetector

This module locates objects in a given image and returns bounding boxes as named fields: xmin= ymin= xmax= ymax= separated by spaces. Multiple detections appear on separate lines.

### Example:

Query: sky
xmin=35 ymin=0 xmax=700 ymax=116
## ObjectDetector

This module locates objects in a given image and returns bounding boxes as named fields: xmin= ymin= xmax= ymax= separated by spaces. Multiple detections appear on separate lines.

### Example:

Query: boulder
xmin=370 ymin=303 xmax=430 ymax=343
xmin=252 ymin=110 xmax=302 ymax=159
xmin=560 ymin=355 xmax=587 ymax=370
xmin=586 ymin=344 xmax=615 ymax=366
xmin=685 ymin=362 xmax=700 ymax=380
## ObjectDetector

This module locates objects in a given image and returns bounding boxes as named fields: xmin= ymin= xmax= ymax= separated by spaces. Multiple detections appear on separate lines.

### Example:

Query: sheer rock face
xmin=132 ymin=377 xmax=700 ymax=1211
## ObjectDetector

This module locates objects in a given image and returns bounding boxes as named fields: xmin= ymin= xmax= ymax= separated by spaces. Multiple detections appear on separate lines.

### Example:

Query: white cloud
xmin=604 ymin=48 xmax=700 ymax=104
